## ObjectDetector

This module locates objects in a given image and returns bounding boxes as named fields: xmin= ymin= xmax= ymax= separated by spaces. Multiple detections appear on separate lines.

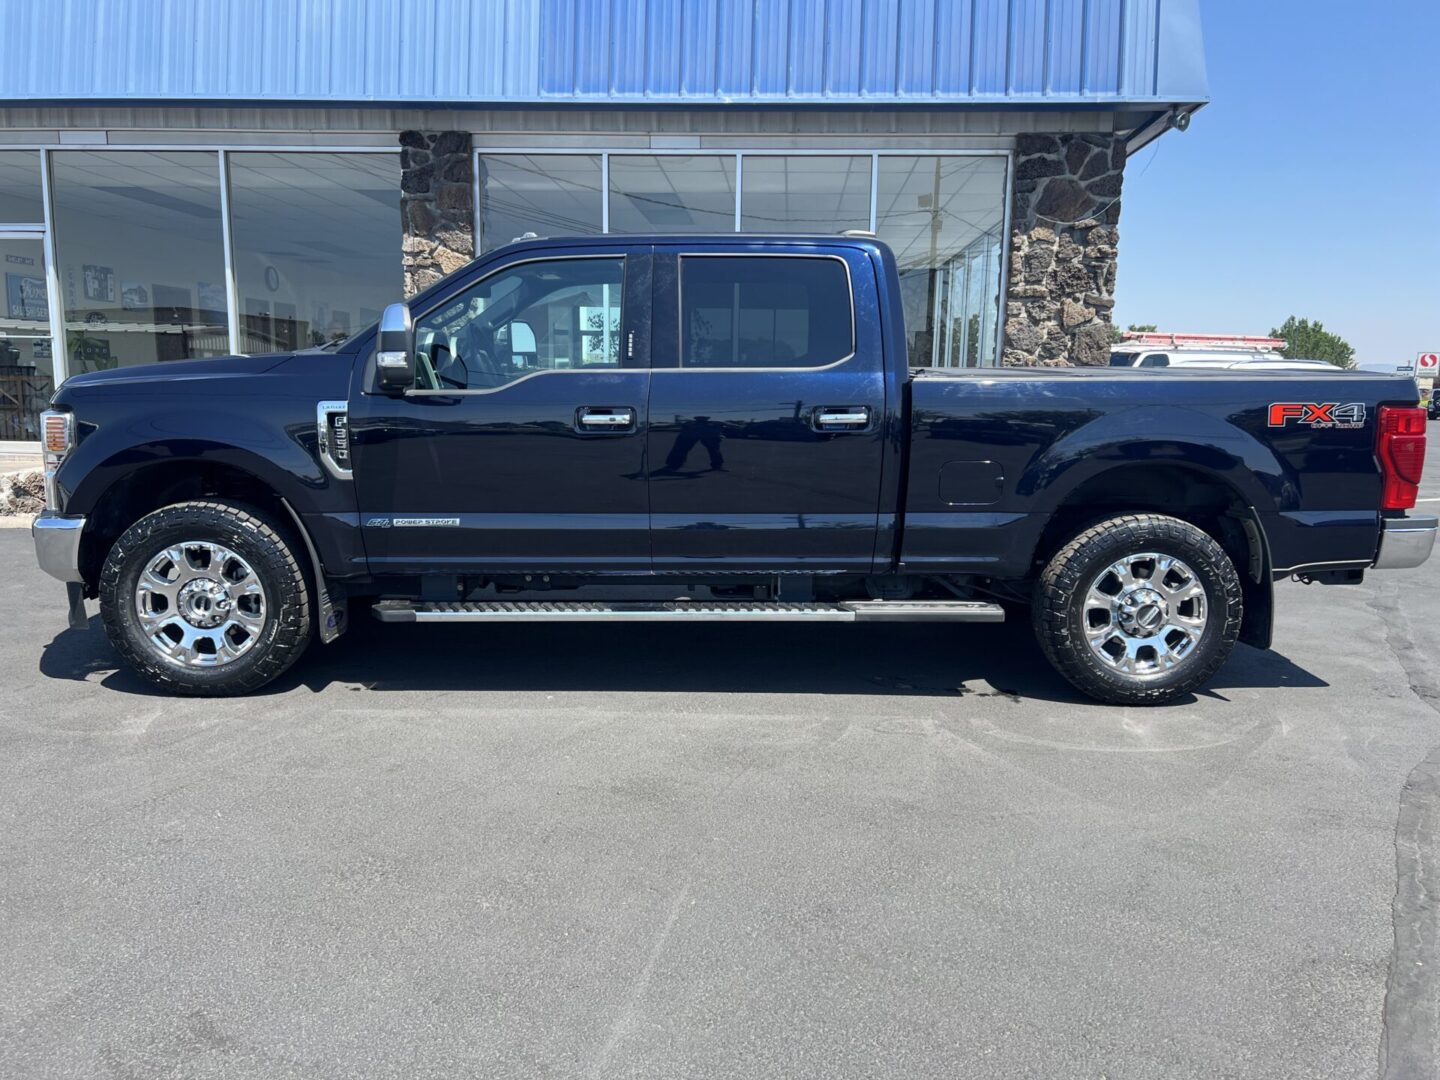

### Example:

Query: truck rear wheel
xmin=99 ymin=500 xmax=312 ymax=696
xmin=1033 ymin=513 xmax=1243 ymax=706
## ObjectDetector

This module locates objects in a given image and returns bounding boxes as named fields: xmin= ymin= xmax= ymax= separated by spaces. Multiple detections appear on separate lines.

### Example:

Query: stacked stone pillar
xmin=1003 ymin=133 xmax=1126 ymax=367
xmin=399 ymin=130 xmax=475 ymax=298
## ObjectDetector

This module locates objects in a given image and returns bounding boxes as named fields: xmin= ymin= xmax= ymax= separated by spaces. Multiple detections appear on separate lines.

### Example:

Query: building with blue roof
xmin=0 ymin=0 xmax=1208 ymax=441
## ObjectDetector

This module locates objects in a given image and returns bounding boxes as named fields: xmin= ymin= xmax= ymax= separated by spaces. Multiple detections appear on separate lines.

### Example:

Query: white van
xmin=1107 ymin=334 xmax=1339 ymax=372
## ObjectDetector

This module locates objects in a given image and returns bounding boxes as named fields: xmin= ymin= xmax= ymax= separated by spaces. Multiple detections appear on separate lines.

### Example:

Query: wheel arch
xmin=1031 ymin=461 xmax=1274 ymax=650
xmin=76 ymin=451 xmax=310 ymax=591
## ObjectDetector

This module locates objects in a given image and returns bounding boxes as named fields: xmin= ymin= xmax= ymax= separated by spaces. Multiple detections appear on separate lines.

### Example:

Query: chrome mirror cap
xmin=376 ymin=303 xmax=415 ymax=393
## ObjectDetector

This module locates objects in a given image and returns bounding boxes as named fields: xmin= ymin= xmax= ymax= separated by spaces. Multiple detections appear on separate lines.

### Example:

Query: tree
xmin=1111 ymin=322 xmax=1157 ymax=344
xmin=1269 ymin=316 xmax=1356 ymax=369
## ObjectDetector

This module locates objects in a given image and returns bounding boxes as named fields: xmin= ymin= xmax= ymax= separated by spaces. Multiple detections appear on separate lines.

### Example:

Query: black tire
xmin=99 ymin=500 xmax=312 ymax=696
xmin=1033 ymin=513 xmax=1243 ymax=706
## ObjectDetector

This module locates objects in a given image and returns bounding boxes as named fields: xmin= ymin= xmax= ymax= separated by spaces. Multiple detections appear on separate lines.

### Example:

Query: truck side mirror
xmin=376 ymin=302 xmax=415 ymax=394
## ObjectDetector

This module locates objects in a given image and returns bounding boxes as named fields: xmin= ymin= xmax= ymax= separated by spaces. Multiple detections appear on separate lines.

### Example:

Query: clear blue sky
xmin=1114 ymin=0 xmax=1439 ymax=369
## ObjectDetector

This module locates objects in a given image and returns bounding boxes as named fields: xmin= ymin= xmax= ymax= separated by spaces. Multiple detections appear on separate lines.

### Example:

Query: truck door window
xmin=679 ymin=255 xmax=853 ymax=369
xmin=413 ymin=257 xmax=624 ymax=390
xmin=1139 ymin=353 xmax=1170 ymax=368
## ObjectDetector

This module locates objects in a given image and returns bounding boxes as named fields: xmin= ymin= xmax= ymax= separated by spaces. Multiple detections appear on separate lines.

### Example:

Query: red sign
xmin=1418 ymin=352 xmax=1439 ymax=373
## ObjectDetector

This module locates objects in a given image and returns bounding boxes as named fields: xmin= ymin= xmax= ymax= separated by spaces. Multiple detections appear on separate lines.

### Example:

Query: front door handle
xmin=813 ymin=406 xmax=872 ymax=431
xmin=576 ymin=406 xmax=637 ymax=433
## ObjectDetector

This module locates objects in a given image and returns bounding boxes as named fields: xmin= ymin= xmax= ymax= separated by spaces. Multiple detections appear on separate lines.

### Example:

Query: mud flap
xmin=281 ymin=498 xmax=348 ymax=645
xmin=66 ymin=581 xmax=88 ymax=630
xmin=1238 ymin=510 xmax=1274 ymax=650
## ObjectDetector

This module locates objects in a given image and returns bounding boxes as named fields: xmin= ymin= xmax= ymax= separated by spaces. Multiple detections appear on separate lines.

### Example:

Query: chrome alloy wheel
xmin=1082 ymin=552 xmax=1208 ymax=679
xmin=133 ymin=541 xmax=267 ymax=667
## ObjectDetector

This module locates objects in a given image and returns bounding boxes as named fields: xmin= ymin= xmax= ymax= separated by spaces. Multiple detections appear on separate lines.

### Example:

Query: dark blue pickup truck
xmin=31 ymin=234 xmax=1435 ymax=704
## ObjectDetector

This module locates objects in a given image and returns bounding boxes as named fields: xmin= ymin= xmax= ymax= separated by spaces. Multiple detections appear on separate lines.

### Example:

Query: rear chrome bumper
xmin=1374 ymin=515 xmax=1438 ymax=570
xmin=32 ymin=513 xmax=86 ymax=583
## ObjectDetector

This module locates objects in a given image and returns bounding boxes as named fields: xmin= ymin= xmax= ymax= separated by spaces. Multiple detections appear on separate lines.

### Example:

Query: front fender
xmin=53 ymin=352 xmax=362 ymax=576
xmin=64 ymin=436 xmax=326 ymax=520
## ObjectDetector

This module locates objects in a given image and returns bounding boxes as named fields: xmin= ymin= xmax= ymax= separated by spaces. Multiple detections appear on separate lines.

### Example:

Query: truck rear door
xmin=647 ymin=244 xmax=887 ymax=571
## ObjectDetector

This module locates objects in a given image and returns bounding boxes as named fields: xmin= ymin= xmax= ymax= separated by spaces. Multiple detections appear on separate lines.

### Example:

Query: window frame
xmin=672 ymin=252 xmax=857 ymax=373
xmin=475 ymin=147 xmax=1013 ymax=369
xmin=3 ymin=141 xmax=1014 ymax=395
xmin=403 ymin=251 xmax=634 ymax=397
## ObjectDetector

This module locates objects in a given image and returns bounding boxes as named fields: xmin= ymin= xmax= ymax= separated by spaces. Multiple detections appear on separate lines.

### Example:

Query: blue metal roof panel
xmin=0 ymin=0 xmax=1208 ymax=105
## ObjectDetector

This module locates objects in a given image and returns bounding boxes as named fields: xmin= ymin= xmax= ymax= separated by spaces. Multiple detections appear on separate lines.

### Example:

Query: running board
xmin=372 ymin=599 xmax=1005 ymax=624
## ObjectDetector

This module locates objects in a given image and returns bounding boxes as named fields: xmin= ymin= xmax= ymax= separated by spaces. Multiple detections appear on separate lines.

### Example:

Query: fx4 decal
xmin=1267 ymin=402 xmax=1367 ymax=429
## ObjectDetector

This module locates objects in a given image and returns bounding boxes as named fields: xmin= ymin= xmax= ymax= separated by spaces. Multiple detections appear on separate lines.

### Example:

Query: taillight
xmin=1377 ymin=405 xmax=1427 ymax=510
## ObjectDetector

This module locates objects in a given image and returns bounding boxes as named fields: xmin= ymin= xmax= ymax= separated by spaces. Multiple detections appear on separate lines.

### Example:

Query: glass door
xmin=0 ymin=230 xmax=54 ymax=440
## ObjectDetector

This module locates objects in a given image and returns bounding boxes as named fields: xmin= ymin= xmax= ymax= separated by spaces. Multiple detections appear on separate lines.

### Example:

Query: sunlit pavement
xmin=1 ymin=438 xmax=1438 ymax=1079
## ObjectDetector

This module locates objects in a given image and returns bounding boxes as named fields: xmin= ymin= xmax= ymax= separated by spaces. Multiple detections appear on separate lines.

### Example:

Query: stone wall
xmin=1003 ymin=133 xmax=1126 ymax=367
xmin=399 ymin=130 xmax=475 ymax=298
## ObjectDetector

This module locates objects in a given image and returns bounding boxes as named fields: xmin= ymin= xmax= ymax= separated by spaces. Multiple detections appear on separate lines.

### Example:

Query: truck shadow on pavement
xmin=40 ymin=613 xmax=1329 ymax=706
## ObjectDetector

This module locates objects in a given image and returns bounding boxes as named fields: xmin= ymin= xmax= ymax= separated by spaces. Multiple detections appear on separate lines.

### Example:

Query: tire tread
xmin=1033 ymin=513 xmax=1243 ymax=706
xmin=99 ymin=500 xmax=311 ymax=696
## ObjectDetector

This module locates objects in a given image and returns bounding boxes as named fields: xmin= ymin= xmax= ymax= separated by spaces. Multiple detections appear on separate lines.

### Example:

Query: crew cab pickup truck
xmin=32 ymin=235 xmax=1436 ymax=704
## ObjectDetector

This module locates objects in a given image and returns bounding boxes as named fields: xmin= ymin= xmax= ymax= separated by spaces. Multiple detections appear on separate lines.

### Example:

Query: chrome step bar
xmin=372 ymin=599 xmax=1005 ymax=624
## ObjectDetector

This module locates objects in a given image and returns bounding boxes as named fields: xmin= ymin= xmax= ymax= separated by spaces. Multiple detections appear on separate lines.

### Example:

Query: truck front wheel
xmin=99 ymin=500 xmax=312 ymax=696
xmin=1033 ymin=514 xmax=1243 ymax=706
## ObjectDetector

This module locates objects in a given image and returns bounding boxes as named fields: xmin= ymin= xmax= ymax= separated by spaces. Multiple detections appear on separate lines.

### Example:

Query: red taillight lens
xmin=1377 ymin=405 xmax=1427 ymax=510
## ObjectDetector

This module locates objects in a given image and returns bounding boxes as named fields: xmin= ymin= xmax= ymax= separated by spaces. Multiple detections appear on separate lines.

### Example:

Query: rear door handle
xmin=812 ymin=406 xmax=872 ymax=431
xmin=576 ymin=406 xmax=637 ymax=433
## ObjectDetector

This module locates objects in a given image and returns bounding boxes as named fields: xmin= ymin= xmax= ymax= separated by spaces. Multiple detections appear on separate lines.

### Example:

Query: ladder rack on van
xmin=1119 ymin=333 xmax=1287 ymax=352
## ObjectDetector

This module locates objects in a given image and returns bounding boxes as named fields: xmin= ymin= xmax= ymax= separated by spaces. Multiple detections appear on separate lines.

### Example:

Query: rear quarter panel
xmin=901 ymin=367 xmax=1419 ymax=577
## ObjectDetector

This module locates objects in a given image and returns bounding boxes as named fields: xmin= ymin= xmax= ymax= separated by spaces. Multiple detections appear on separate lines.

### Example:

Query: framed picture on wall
xmin=72 ymin=336 xmax=113 ymax=373
xmin=5 ymin=273 xmax=47 ymax=320
xmin=121 ymin=282 xmax=150 ymax=311
xmin=82 ymin=265 xmax=116 ymax=303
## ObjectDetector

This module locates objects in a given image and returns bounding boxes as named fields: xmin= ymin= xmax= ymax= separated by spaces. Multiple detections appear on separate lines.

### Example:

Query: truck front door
xmin=349 ymin=247 xmax=652 ymax=573
xmin=647 ymin=246 xmax=887 ymax=571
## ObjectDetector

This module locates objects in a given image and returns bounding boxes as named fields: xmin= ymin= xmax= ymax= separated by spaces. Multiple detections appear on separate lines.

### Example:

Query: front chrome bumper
xmin=32 ymin=513 xmax=86 ymax=583
xmin=1375 ymin=515 xmax=1438 ymax=570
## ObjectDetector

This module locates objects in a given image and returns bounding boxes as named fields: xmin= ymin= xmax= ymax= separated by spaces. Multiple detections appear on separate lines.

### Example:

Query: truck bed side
xmin=900 ymin=366 xmax=1418 ymax=579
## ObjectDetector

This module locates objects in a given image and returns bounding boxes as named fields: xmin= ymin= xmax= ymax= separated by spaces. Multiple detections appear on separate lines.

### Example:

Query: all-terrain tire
xmin=1033 ymin=513 xmax=1243 ymax=706
xmin=99 ymin=500 xmax=312 ymax=696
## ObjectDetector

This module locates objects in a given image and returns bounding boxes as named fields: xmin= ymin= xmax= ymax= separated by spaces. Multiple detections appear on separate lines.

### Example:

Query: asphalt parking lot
xmin=2 ymin=441 xmax=1439 ymax=1079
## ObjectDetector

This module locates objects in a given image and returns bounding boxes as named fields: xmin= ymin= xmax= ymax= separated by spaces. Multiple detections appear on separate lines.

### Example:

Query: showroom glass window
xmin=477 ymin=155 xmax=602 ymax=254
xmin=875 ymin=156 xmax=1006 ymax=368
xmin=50 ymin=151 xmax=230 ymax=370
xmin=0 ymin=150 xmax=51 ymax=440
xmin=0 ymin=150 xmax=44 ymax=222
xmin=739 ymin=156 xmax=871 ymax=234
xmin=228 ymin=153 xmax=402 ymax=351
xmin=609 ymin=156 xmax=736 ymax=234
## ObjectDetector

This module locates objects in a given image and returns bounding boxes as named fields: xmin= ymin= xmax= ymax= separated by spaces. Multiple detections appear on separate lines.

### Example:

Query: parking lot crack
xmin=589 ymin=880 xmax=692 ymax=1079
xmin=1380 ymin=745 xmax=1440 ymax=1080
xmin=1371 ymin=581 xmax=1440 ymax=1078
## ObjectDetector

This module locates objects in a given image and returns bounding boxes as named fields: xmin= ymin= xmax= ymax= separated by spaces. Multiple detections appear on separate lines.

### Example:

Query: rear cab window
xmin=679 ymin=255 xmax=854 ymax=369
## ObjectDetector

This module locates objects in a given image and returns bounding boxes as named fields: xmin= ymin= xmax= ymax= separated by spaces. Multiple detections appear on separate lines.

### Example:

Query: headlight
xmin=39 ymin=409 xmax=73 ymax=510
